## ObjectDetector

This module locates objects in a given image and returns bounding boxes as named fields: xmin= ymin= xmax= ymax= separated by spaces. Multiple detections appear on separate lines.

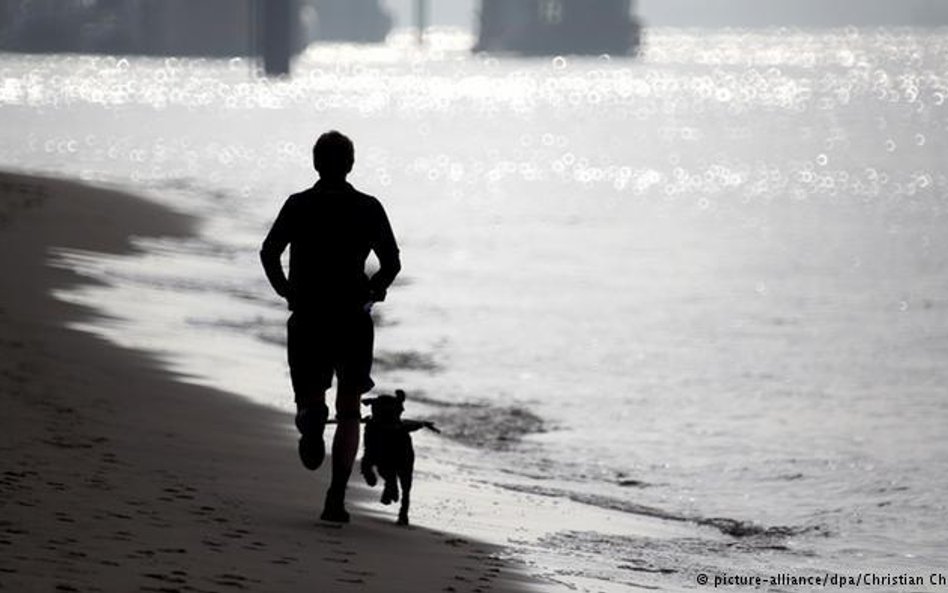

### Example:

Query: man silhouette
xmin=260 ymin=130 xmax=401 ymax=522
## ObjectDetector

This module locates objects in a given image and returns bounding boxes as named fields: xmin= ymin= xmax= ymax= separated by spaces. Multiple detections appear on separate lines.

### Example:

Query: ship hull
xmin=474 ymin=0 xmax=641 ymax=56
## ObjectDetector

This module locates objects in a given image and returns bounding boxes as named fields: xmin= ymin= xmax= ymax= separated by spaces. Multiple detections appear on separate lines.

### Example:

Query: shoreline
xmin=0 ymin=170 xmax=539 ymax=593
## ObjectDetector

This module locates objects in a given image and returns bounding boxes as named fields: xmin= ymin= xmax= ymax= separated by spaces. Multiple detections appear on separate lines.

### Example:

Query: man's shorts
xmin=287 ymin=308 xmax=375 ymax=402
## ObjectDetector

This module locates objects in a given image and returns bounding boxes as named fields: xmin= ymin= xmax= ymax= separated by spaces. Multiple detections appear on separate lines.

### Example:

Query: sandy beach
xmin=0 ymin=170 xmax=538 ymax=593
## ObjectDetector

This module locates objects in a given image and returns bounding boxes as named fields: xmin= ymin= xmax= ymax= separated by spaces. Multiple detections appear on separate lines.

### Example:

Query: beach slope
xmin=0 ymin=171 xmax=534 ymax=593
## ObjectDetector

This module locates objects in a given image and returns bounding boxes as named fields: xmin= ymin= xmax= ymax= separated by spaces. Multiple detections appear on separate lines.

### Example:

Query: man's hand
xmin=283 ymin=287 xmax=298 ymax=310
xmin=367 ymin=286 xmax=386 ymax=303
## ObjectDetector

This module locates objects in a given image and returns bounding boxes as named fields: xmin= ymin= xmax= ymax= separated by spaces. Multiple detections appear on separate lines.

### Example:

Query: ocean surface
xmin=2 ymin=27 xmax=947 ymax=591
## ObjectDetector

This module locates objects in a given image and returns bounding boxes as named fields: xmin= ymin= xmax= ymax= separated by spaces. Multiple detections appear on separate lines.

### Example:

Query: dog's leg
xmin=397 ymin=453 xmax=414 ymax=526
xmin=361 ymin=457 xmax=377 ymax=487
xmin=361 ymin=426 xmax=378 ymax=486
xmin=380 ymin=467 xmax=399 ymax=505
xmin=381 ymin=478 xmax=399 ymax=505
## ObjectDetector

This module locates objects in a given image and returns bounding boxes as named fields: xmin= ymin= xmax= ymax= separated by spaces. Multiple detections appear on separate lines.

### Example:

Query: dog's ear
xmin=361 ymin=397 xmax=377 ymax=406
xmin=395 ymin=389 xmax=406 ymax=402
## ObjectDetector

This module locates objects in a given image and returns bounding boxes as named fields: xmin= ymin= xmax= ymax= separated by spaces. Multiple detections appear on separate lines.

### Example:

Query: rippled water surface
xmin=3 ymin=28 xmax=947 ymax=591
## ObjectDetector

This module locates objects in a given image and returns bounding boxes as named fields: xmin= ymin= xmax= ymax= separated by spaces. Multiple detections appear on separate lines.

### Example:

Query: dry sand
xmin=0 ymin=171 xmax=539 ymax=593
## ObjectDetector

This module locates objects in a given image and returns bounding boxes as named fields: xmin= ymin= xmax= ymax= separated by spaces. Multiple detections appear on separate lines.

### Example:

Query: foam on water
xmin=4 ymin=26 xmax=948 ymax=591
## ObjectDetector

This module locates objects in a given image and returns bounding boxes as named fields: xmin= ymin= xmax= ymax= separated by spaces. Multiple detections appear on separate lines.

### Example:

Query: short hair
xmin=312 ymin=130 xmax=354 ymax=177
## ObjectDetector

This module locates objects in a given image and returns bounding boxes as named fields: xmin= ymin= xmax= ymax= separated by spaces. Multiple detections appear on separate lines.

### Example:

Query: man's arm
xmin=367 ymin=201 xmax=401 ymax=302
xmin=260 ymin=198 xmax=294 ymax=301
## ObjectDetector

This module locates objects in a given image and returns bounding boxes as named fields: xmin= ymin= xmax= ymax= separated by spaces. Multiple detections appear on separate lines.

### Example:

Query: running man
xmin=260 ymin=130 xmax=401 ymax=522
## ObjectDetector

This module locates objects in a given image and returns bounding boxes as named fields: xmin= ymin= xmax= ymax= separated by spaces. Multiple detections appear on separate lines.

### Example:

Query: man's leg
xmin=295 ymin=393 xmax=329 ymax=471
xmin=295 ymin=392 xmax=326 ymax=419
xmin=321 ymin=308 xmax=374 ymax=522
xmin=321 ymin=390 xmax=361 ymax=522
xmin=288 ymin=313 xmax=331 ymax=470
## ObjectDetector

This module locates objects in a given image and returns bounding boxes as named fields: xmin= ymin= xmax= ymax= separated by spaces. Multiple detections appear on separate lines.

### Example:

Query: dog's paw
xmin=381 ymin=484 xmax=399 ymax=505
xmin=362 ymin=470 xmax=377 ymax=487
xmin=382 ymin=482 xmax=399 ymax=504
xmin=397 ymin=514 xmax=409 ymax=526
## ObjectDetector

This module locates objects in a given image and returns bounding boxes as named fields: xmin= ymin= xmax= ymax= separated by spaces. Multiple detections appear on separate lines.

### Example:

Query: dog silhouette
xmin=360 ymin=389 xmax=438 ymax=525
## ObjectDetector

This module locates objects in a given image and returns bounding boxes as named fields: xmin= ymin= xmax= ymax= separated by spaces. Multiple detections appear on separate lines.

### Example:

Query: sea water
xmin=2 ymin=27 xmax=947 ymax=591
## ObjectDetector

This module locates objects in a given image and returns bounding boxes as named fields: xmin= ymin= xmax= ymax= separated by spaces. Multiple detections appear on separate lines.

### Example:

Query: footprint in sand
xmin=108 ymin=511 xmax=133 ymax=520
xmin=209 ymin=572 xmax=257 ymax=590
xmin=223 ymin=530 xmax=248 ymax=540
xmin=157 ymin=548 xmax=187 ymax=555
xmin=201 ymin=538 xmax=225 ymax=550
xmin=142 ymin=571 xmax=187 ymax=585
xmin=162 ymin=486 xmax=196 ymax=501
xmin=54 ymin=513 xmax=75 ymax=524
xmin=191 ymin=505 xmax=216 ymax=517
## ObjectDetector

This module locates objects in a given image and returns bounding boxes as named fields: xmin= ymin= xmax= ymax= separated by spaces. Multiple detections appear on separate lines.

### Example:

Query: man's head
xmin=312 ymin=130 xmax=354 ymax=180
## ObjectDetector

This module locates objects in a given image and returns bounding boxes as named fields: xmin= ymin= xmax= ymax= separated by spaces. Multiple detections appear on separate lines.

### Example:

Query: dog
xmin=360 ymin=389 xmax=438 ymax=525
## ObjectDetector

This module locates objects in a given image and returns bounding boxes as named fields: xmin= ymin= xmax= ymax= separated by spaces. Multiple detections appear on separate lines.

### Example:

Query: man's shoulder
xmin=299 ymin=182 xmax=386 ymax=216
xmin=343 ymin=186 xmax=388 ymax=219
xmin=346 ymin=184 xmax=382 ymax=206
xmin=282 ymin=188 xmax=312 ymax=208
xmin=308 ymin=181 xmax=377 ymax=200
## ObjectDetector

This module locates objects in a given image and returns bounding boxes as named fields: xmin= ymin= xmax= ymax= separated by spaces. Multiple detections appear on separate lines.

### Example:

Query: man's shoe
xmin=319 ymin=488 xmax=349 ymax=523
xmin=319 ymin=504 xmax=351 ymax=524
xmin=321 ymin=490 xmax=350 ymax=523
xmin=295 ymin=404 xmax=328 ymax=471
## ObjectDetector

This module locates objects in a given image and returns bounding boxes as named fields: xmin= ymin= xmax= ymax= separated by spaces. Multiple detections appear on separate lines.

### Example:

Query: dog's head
xmin=362 ymin=389 xmax=406 ymax=423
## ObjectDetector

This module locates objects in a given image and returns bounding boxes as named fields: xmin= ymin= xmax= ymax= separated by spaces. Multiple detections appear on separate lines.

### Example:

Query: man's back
xmin=260 ymin=180 xmax=400 ymax=311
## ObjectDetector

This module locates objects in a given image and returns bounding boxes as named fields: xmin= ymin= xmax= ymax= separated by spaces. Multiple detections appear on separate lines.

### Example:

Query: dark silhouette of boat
xmin=640 ymin=0 xmax=948 ymax=27
xmin=310 ymin=0 xmax=391 ymax=43
xmin=474 ymin=0 xmax=641 ymax=56
xmin=0 ymin=0 xmax=392 ymax=56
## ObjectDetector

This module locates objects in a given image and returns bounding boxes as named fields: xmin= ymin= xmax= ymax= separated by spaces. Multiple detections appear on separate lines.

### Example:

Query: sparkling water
xmin=2 ymin=27 xmax=947 ymax=591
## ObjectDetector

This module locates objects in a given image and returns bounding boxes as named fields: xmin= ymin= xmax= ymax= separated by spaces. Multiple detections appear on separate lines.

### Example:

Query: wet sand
xmin=0 ymin=171 xmax=538 ymax=593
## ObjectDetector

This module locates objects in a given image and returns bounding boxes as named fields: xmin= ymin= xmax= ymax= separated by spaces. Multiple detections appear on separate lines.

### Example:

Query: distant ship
xmin=0 ymin=0 xmax=392 ymax=56
xmin=638 ymin=0 xmax=948 ymax=27
xmin=474 ymin=0 xmax=641 ymax=56
xmin=309 ymin=0 xmax=392 ymax=43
